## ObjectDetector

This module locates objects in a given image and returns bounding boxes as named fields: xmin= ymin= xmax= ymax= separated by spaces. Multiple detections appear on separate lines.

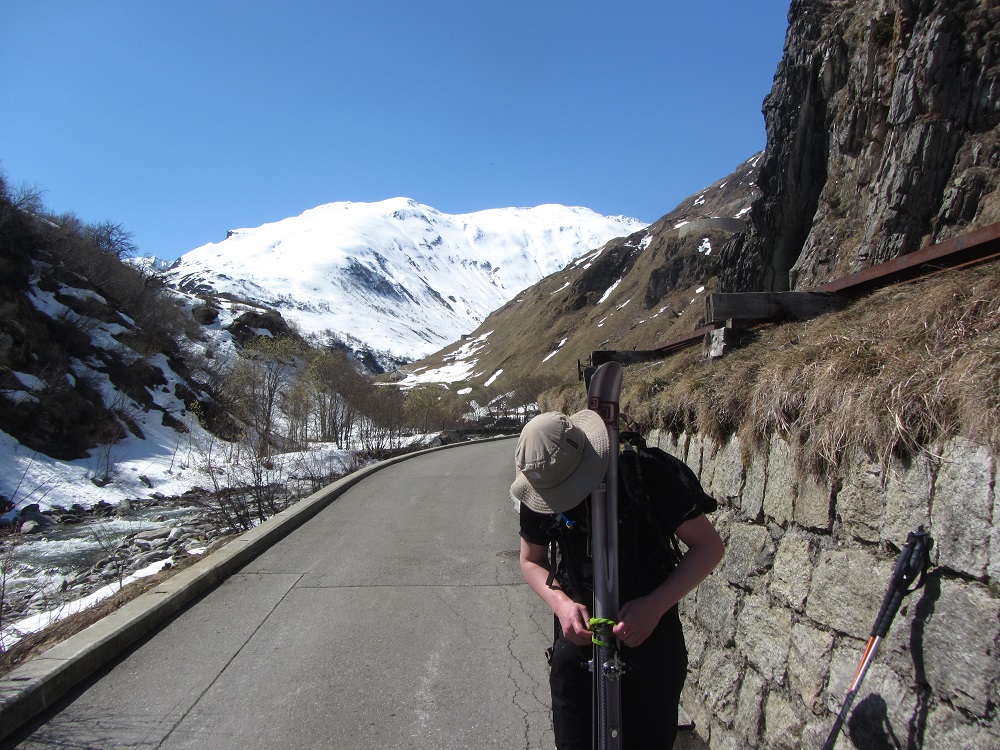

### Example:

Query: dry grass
xmin=548 ymin=262 xmax=1000 ymax=478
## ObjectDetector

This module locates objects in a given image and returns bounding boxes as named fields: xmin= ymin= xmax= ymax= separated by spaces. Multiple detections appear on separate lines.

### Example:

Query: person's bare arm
xmin=613 ymin=514 xmax=724 ymax=647
xmin=519 ymin=537 xmax=593 ymax=645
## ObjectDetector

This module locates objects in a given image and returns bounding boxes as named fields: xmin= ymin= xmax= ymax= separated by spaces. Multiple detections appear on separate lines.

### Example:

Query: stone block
xmin=931 ymin=438 xmax=994 ymax=578
xmin=698 ymin=647 xmax=742 ymax=725
xmin=827 ymin=643 xmax=913 ymax=742
xmin=648 ymin=429 xmax=683 ymax=460
xmin=681 ymin=682 xmax=713 ymax=741
xmin=805 ymin=547 xmax=891 ymax=637
xmin=763 ymin=435 xmax=794 ymax=524
xmin=687 ymin=433 xmax=707 ymax=481
xmin=736 ymin=594 xmax=792 ymax=683
xmin=794 ymin=474 xmax=832 ymax=531
xmin=764 ymin=692 xmax=804 ymax=750
xmin=837 ymin=459 xmax=885 ymax=543
xmin=799 ymin=721 xmax=830 ymax=749
xmin=733 ymin=667 xmax=765 ymax=746
xmin=788 ymin=621 xmax=834 ymax=711
xmin=706 ymin=729 xmax=743 ymax=750
xmin=708 ymin=435 xmax=745 ymax=510
xmin=991 ymin=458 xmax=999 ymax=586
xmin=683 ymin=614 xmax=709 ymax=669
xmin=881 ymin=453 xmax=932 ymax=545
xmin=771 ymin=529 xmax=813 ymax=611
xmin=922 ymin=578 xmax=999 ymax=717
xmin=695 ymin=572 xmax=738 ymax=646
xmin=698 ymin=435 xmax=717 ymax=490
xmin=925 ymin=701 xmax=1000 ymax=749
xmin=742 ymin=450 xmax=766 ymax=521
xmin=723 ymin=523 xmax=775 ymax=589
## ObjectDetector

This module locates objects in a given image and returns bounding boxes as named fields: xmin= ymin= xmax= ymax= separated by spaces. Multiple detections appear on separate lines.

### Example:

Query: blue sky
xmin=2 ymin=1 xmax=789 ymax=260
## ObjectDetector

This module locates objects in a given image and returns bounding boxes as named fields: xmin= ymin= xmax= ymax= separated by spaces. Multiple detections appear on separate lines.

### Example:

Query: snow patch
xmin=598 ymin=279 xmax=622 ymax=305
xmin=542 ymin=338 xmax=569 ymax=363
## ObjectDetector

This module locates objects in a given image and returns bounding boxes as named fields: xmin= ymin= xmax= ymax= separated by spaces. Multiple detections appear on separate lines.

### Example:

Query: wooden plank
xmin=705 ymin=291 xmax=848 ymax=325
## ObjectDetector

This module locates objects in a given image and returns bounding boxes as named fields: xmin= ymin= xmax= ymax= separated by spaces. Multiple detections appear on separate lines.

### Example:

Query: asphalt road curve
xmin=6 ymin=437 xmax=556 ymax=749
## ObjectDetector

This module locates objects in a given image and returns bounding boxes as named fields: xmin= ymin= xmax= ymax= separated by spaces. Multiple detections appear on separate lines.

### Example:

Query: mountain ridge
xmin=162 ymin=197 xmax=647 ymax=363
xmin=394 ymin=153 xmax=762 ymax=390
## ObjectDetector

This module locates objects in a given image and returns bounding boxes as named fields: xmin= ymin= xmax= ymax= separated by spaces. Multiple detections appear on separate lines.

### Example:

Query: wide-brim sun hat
xmin=511 ymin=410 xmax=611 ymax=514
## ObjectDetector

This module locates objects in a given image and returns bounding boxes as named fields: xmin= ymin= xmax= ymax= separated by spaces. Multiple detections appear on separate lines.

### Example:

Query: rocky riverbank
xmin=1 ymin=493 xmax=240 ymax=642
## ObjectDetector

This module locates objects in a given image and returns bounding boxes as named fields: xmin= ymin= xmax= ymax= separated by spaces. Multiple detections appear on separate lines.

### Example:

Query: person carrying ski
xmin=513 ymin=410 xmax=724 ymax=749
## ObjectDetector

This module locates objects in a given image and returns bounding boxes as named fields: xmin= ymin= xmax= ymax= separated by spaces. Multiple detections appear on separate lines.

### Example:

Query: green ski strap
xmin=589 ymin=617 xmax=617 ymax=648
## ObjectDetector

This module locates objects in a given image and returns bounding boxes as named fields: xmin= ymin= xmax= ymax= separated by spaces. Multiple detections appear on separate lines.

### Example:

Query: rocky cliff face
xmin=720 ymin=0 xmax=1000 ymax=292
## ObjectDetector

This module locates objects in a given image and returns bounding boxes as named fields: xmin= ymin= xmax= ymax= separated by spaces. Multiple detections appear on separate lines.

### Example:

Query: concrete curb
xmin=0 ymin=435 xmax=516 ymax=741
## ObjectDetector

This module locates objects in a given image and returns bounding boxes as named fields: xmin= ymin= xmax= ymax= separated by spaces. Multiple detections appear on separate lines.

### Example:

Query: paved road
xmin=4 ymin=438 xmax=556 ymax=749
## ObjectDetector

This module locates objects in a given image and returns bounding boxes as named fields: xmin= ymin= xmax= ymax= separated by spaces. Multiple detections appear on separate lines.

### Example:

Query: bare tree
xmin=306 ymin=349 xmax=365 ymax=448
xmin=404 ymin=384 xmax=444 ymax=434
xmin=355 ymin=385 xmax=406 ymax=451
xmin=224 ymin=336 xmax=302 ymax=458
xmin=84 ymin=220 xmax=138 ymax=260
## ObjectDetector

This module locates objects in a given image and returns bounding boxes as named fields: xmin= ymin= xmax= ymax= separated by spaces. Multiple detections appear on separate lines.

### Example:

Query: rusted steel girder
xmin=584 ymin=220 xmax=1000 ymax=371
xmin=813 ymin=221 xmax=1000 ymax=297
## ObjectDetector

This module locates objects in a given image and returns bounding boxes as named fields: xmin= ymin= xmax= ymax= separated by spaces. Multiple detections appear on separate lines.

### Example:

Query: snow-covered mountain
xmin=164 ymin=198 xmax=647 ymax=361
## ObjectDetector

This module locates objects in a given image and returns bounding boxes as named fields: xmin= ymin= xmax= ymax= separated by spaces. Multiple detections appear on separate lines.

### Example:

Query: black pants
xmin=549 ymin=609 xmax=687 ymax=750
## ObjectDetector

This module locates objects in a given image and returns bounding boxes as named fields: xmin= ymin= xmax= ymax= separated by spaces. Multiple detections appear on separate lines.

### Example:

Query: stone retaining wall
xmin=648 ymin=429 xmax=999 ymax=749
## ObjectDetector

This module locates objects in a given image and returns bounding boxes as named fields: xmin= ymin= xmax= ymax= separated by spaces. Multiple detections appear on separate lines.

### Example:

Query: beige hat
xmin=511 ymin=410 xmax=611 ymax=514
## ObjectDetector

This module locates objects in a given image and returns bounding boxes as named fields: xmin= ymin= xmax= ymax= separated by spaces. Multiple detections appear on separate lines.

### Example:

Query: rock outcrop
xmin=720 ymin=0 xmax=1000 ymax=293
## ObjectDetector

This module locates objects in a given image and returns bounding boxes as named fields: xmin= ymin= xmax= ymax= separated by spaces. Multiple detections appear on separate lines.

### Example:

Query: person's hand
xmin=555 ymin=600 xmax=593 ymax=645
xmin=613 ymin=596 xmax=664 ymax=647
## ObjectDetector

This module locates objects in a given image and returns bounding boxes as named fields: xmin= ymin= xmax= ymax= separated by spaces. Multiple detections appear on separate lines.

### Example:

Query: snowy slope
xmin=164 ymin=198 xmax=646 ymax=361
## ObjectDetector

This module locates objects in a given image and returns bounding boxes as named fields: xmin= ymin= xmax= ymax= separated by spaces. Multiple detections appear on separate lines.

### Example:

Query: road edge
xmin=0 ymin=435 xmax=517 ymax=741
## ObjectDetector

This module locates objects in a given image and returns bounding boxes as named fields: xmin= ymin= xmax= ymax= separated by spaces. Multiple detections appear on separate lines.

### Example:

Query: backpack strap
xmin=619 ymin=443 xmax=684 ymax=568
xmin=544 ymin=507 xmax=590 ymax=602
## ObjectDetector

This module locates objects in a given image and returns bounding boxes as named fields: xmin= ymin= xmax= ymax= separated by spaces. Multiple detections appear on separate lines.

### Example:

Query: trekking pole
xmin=822 ymin=527 xmax=933 ymax=750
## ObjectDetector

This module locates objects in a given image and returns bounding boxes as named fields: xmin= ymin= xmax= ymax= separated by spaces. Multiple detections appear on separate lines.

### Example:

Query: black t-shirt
xmin=519 ymin=451 xmax=708 ymax=604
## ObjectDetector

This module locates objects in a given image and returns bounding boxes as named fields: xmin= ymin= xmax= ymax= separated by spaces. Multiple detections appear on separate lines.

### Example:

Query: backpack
xmin=618 ymin=430 xmax=717 ymax=566
xmin=545 ymin=432 xmax=717 ymax=603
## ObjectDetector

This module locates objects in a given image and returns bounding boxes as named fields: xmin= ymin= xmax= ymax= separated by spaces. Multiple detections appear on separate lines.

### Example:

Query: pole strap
xmin=590 ymin=618 xmax=617 ymax=648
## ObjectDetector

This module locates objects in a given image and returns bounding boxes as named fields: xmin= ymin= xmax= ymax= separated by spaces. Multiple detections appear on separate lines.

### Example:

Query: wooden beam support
xmin=705 ymin=291 xmax=848 ymax=326
xmin=580 ymin=222 xmax=1000 ymax=371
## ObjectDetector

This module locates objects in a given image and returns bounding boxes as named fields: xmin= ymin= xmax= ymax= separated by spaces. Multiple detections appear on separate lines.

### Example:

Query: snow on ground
xmin=394 ymin=331 xmax=494 ymax=387
xmin=165 ymin=199 xmax=646 ymax=362
xmin=2 ymin=557 xmax=174 ymax=650
xmin=483 ymin=369 xmax=503 ymax=387
xmin=598 ymin=279 xmax=622 ymax=304
xmin=572 ymin=248 xmax=604 ymax=269
xmin=542 ymin=338 xmax=568 ymax=363
xmin=0 ymin=421 xmax=212 ymax=513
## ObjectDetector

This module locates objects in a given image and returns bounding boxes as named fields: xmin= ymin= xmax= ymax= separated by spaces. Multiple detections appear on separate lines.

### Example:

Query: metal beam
xmin=813 ymin=221 xmax=1000 ymax=296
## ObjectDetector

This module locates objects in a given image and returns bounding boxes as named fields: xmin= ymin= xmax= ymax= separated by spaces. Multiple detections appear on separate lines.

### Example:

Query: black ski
xmin=587 ymin=361 xmax=624 ymax=750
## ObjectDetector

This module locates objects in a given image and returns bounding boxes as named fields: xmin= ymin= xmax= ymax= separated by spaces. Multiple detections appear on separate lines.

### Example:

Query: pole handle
xmin=871 ymin=528 xmax=932 ymax=638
